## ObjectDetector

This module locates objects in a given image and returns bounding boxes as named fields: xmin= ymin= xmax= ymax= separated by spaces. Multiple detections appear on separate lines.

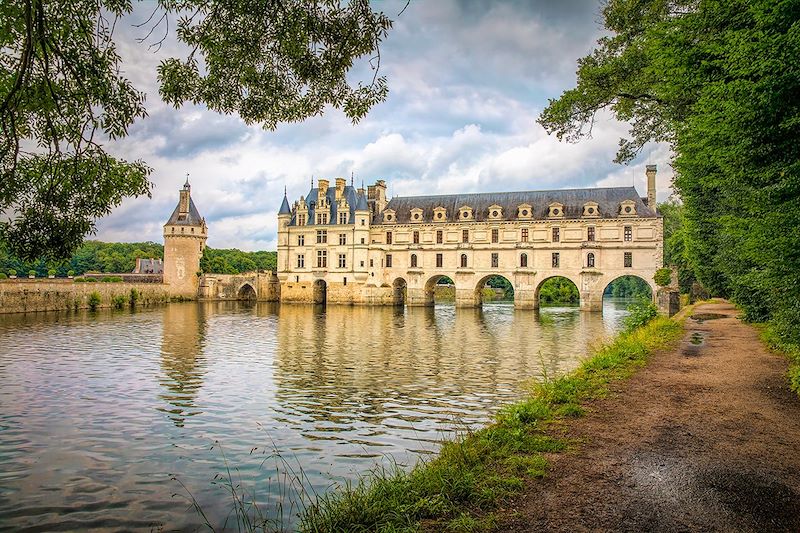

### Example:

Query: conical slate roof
xmin=166 ymin=197 xmax=204 ymax=226
xmin=278 ymin=194 xmax=291 ymax=215
xmin=355 ymin=192 xmax=369 ymax=211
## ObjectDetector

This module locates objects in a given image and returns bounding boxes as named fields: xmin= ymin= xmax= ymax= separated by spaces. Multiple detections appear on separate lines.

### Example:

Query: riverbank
xmin=298 ymin=307 xmax=684 ymax=531
xmin=0 ymin=279 xmax=172 ymax=313
xmin=497 ymin=301 xmax=800 ymax=531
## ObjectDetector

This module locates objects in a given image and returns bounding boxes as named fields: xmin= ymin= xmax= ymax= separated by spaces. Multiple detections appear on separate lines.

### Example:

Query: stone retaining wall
xmin=0 ymin=280 xmax=172 ymax=314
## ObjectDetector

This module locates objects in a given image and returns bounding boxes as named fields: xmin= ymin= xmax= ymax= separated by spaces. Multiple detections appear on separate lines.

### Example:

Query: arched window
xmin=460 ymin=254 xmax=467 ymax=268
xmin=520 ymin=253 xmax=528 ymax=267
xmin=411 ymin=254 xmax=418 ymax=268
xmin=587 ymin=252 xmax=595 ymax=268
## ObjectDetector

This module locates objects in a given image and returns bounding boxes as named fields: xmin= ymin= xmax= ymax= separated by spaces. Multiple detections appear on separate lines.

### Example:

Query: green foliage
xmin=200 ymin=248 xmax=277 ymax=274
xmin=67 ymin=270 xmax=75 ymax=277
xmin=2 ymin=1 xmax=392 ymax=260
xmin=88 ymin=291 xmax=101 ymax=311
xmin=299 ymin=317 xmax=683 ymax=532
xmin=605 ymin=276 xmax=651 ymax=299
xmin=541 ymin=0 xmax=800 ymax=346
xmin=760 ymin=326 xmax=800 ymax=398
xmin=0 ymin=273 xmax=6 ymax=279
xmin=129 ymin=288 xmax=139 ymax=307
xmin=27 ymin=270 xmax=35 ymax=277
xmin=7 ymin=269 xmax=15 ymax=277
xmin=538 ymin=277 xmax=579 ymax=305
xmin=654 ymin=268 xmax=672 ymax=287
xmin=658 ymin=200 xmax=697 ymax=293
xmin=47 ymin=269 xmax=56 ymax=277
xmin=112 ymin=294 xmax=126 ymax=309
xmin=484 ymin=275 xmax=514 ymax=300
xmin=623 ymin=299 xmax=659 ymax=333
xmin=100 ymin=276 xmax=123 ymax=283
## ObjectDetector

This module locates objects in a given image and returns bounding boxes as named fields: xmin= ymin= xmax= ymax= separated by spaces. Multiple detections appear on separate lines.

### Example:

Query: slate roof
xmin=278 ymin=194 xmax=291 ymax=215
xmin=378 ymin=186 xmax=656 ymax=223
xmin=289 ymin=184 xmax=369 ymax=226
xmin=166 ymin=197 xmax=205 ymax=226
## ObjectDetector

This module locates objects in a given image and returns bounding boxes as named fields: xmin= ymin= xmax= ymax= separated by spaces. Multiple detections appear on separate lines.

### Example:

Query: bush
xmin=85 ymin=277 xmax=97 ymax=283
xmin=73 ymin=277 xmax=85 ymax=283
xmin=654 ymin=268 xmax=672 ymax=287
xmin=112 ymin=294 xmax=126 ymax=309
xmin=28 ymin=270 xmax=36 ymax=277
xmin=100 ymin=276 xmax=123 ymax=283
xmin=67 ymin=270 xmax=75 ymax=277
xmin=48 ymin=269 xmax=56 ymax=277
xmin=0 ymin=273 xmax=7 ymax=279
xmin=8 ymin=269 xmax=16 ymax=277
xmin=88 ymin=291 xmax=102 ymax=311
xmin=129 ymin=288 xmax=140 ymax=307
xmin=623 ymin=298 xmax=659 ymax=332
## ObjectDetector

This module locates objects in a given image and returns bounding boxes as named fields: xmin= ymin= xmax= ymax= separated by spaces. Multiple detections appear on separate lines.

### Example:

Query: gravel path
xmin=500 ymin=301 xmax=800 ymax=532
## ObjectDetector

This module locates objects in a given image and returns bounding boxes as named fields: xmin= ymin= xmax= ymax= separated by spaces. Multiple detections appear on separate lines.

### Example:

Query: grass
xmin=298 ymin=316 xmax=683 ymax=532
xmin=759 ymin=325 xmax=800 ymax=398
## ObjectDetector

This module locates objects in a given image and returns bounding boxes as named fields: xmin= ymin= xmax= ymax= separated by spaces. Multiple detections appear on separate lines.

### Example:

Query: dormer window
xmin=458 ymin=205 xmax=473 ymax=220
xmin=548 ymin=202 xmax=564 ymax=218
xmin=410 ymin=208 xmax=423 ymax=223
xmin=433 ymin=206 xmax=447 ymax=222
xmin=582 ymin=202 xmax=600 ymax=218
xmin=517 ymin=203 xmax=532 ymax=219
xmin=383 ymin=209 xmax=396 ymax=224
xmin=619 ymin=200 xmax=637 ymax=217
xmin=488 ymin=204 xmax=503 ymax=220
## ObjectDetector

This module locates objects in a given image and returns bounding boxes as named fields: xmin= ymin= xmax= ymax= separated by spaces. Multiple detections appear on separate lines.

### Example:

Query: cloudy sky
xmin=99 ymin=0 xmax=675 ymax=251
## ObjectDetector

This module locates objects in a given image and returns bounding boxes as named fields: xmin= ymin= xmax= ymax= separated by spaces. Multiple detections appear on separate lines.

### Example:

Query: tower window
xmin=552 ymin=252 xmax=560 ymax=268
xmin=436 ymin=230 xmax=443 ymax=244
xmin=587 ymin=227 xmax=595 ymax=242
xmin=298 ymin=234 xmax=305 ymax=246
xmin=624 ymin=252 xmax=633 ymax=268
xmin=386 ymin=254 xmax=393 ymax=268
xmin=436 ymin=253 xmax=443 ymax=268
xmin=386 ymin=231 xmax=393 ymax=245
xmin=491 ymin=228 xmax=499 ymax=243
xmin=413 ymin=231 xmax=420 ymax=244
xmin=462 ymin=229 xmax=469 ymax=243
xmin=521 ymin=228 xmax=528 ymax=242
xmin=552 ymin=227 xmax=560 ymax=242
xmin=587 ymin=252 xmax=595 ymax=268
xmin=339 ymin=233 xmax=346 ymax=245
xmin=411 ymin=254 xmax=418 ymax=268
xmin=624 ymin=226 xmax=632 ymax=241
xmin=520 ymin=253 xmax=528 ymax=267
xmin=491 ymin=253 xmax=499 ymax=268
xmin=460 ymin=254 xmax=468 ymax=268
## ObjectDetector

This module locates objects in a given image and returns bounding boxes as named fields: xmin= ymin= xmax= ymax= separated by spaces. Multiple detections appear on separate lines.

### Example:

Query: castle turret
xmin=163 ymin=178 xmax=207 ymax=297
xmin=277 ymin=190 xmax=292 ymax=272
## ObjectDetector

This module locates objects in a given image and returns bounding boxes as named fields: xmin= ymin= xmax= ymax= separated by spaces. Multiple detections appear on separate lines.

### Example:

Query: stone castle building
xmin=163 ymin=179 xmax=208 ymax=297
xmin=276 ymin=166 xmax=663 ymax=310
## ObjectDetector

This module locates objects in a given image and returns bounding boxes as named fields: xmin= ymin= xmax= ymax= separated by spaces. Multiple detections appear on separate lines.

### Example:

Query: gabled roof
xmin=378 ymin=187 xmax=656 ymax=223
xmin=290 ymin=184 xmax=362 ymax=225
xmin=166 ymin=197 xmax=205 ymax=226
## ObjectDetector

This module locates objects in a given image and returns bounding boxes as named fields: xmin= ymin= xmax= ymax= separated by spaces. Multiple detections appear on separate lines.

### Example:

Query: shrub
xmin=101 ymin=276 xmax=123 ymax=283
xmin=623 ymin=298 xmax=659 ymax=332
xmin=654 ymin=268 xmax=672 ymax=287
xmin=28 ymin=270 xmax=36 ymax=277
xmin=47 ymin=269 xmax=56 ymax=277
xmin=85 ymin=277 xmax=97 ymax=282
xmin=73 ymin=277 xmax=85 ymax=283
xmin=112 ymin=294 xmax=126 ymax=309
xmin=67 ymin=270 xmax=75 ymax=277
xmin=8 ymin=269 xmax=16 ymax=277
xmin=88 ymin=291 xmax=102 ymax=311
xmin=129 ymin=288 xmax=139 ymax=307
xmin=0 ymin=273 xmax=7 ymax=279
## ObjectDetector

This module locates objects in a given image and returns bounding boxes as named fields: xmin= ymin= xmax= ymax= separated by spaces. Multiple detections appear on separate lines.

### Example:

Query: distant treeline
xmin=0 ymin=241 xmax=276 ymax=277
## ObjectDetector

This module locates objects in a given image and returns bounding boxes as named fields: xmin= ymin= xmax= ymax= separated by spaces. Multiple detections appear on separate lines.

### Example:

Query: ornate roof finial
xmin=351 ymin=171 xmax=354 ymax=187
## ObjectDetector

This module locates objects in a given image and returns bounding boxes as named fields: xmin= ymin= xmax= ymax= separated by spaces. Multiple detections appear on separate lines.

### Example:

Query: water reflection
xmin=0 ymin=299 xmax=632 ymax=530
xmin=158 ymin=303 xmax=207 ymax=427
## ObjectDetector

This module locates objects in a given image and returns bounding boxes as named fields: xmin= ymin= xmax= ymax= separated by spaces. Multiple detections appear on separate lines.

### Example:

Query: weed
xmin=129 ymin=288 xmax=139 ymax=307
xmin=88 ymin=291 xmax=101 ymax=311
xmin=759 ymin=325 xmax=800 ymax=398
xmin=112 ymin=294 xmax=126 ymax=309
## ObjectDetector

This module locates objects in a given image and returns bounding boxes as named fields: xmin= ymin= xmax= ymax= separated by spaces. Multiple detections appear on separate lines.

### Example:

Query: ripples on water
xmin=0 ymin=300 xmax=632 ymax=530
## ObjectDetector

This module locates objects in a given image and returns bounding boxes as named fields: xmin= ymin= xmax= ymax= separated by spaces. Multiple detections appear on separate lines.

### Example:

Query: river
xmin=0 ymin=299 xmax=633 ymax=530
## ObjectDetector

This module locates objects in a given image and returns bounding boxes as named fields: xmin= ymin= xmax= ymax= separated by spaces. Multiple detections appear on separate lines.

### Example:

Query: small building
xmin=133 ymin=258 xmax=163 ymax=274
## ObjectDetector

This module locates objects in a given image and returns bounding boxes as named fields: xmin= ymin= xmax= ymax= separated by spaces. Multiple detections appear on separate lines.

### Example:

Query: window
xmin=521 ymin=228 xmax=529 ymax=242
xmin=338 ymin=254 xmax=346 ymax=268
xmin=552 ymin=252 xmax=560 ymax=268
xmin=361 ymin=218 xmax=365 ymax=226
xmin=520 ymin=253 xmax=528 ymax=267
xmin=413 ymin=231 xmax=420 ymax=244
xmin=339 ymin=233 xmax=346 ymax=245
xmin=491 ymin=253 xmax=499 ymax=268
xmin=411 ymin=254 xmax=418 ymax=268
xmin=491 ymin=228 xmax=499 ymax=243
xmin=343 ymin=277 xmax=347 ymax=286
xmin=460 ymin=254 xmax=467 ymax=268
xmin=552 ymin=227 xmax=560 ymax=242
xmin=436 ymin=230 xmax=443 ymax=244
xmin=298 ymin=234 xmax=305 ymax=246
xmin=316 ymin=230 xmax=327 ymax=244
xmin=587 ymin=252 xmax=595 ymax=268
xmin=370 ymin=259 xmax=374 ymax=267
xmin=317 ymin=212 xmax=328 ymax=225
xmin=338 ymin=212 xmax=348 ymax=224
xmin=386 ymin=231 xmax=393 ymax=245
xmin=297 ymin=214 xmax=306 ymax=226
xmin=386 ymin=254 xmax=393 ymax=268
xmin=436 ymin=253 xmax=443 ymax=268
xmin=462 ymin=229 xmax=469 ymax=243
xmin=587 ymin=227 xmax=595 ymax=242
xmin=360 ymin=237 xmax=365 ymax=244
xmin=297 ymin=254 xmax=305 ymax=268
xmin=624 ymin=252 xmax=633 ymax=268
xmin=316 ymin=250 xmax=327 ymax=268
xmin=624 ymin=226 xmax=632 ymax=242
xmin=360 ymin=260 xmax=364 ymax=267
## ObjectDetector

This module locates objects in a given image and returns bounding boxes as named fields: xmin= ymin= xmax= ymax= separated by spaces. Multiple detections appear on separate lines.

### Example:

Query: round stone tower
xmin=163 ymin=178 xmax=207 ymax=297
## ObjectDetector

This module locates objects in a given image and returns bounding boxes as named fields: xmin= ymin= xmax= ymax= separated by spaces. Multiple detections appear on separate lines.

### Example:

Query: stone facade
xmin=163 ymin=179 xmax=207 ymax=297
xmin=277 ymin=168 xmax=663 ymax=310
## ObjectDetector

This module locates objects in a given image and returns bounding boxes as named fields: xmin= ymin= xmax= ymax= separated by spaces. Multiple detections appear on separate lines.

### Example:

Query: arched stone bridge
xmin=198 ymin=272 xmax=280 ymax=301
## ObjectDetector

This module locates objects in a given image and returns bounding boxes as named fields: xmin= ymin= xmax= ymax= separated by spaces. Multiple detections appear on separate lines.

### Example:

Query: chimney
xmin=646 ymin=165 xmax=657 ymax=208
xmin=335 ymin=177 xmax=346 ymax=200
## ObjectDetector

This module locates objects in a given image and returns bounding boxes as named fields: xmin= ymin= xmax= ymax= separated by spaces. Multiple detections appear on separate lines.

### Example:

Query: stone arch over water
xmin=534 ymin=275 xmax=581 ymax=308
xmin=392 ymin=277 xmax=407 ymax=306
xmin=237 ymin=283 xmax=256 ymax=301
xmin=423 ymin=274 xmax=455 ymax=306
xmin=474 ymin=274 xmax=515 ymax=305
xmin=313 ymin=279 xmax=327 ymax=305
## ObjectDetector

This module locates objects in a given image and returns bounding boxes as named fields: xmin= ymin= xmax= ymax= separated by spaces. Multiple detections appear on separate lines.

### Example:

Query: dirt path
xmin=500 ymin=301 xmax=800 ymax=532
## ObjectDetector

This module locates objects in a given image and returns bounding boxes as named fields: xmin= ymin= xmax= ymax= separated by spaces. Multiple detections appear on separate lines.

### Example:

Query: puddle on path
xmin=690 ymin=313 xmax=727 ymax=322
xmin=683 ymin=331 xmax=706 ymax=356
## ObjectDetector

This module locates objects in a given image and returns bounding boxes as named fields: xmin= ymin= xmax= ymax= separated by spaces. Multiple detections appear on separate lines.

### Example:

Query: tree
xmin=539 ymin=0 xmax=800 ymax=343
xmin=1 ymin=0 xmax=393 ymax=260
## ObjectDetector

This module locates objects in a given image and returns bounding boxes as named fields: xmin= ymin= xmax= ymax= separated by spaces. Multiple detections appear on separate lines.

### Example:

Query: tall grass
xmin=298 ymin=316 xmax=683 ymax=532
xmin=759 ymin=326 xmax=800 ymax=397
